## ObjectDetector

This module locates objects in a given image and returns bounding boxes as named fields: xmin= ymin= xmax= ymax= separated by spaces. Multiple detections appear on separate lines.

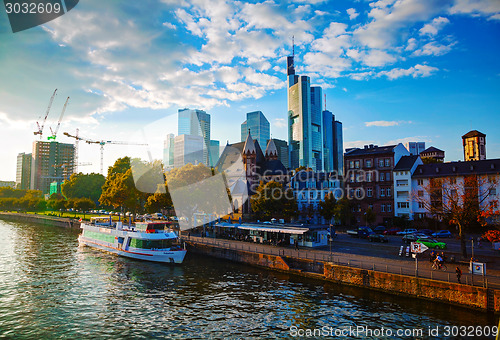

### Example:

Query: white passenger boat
xmin=78 ymin=217 xmax=187 ymax=264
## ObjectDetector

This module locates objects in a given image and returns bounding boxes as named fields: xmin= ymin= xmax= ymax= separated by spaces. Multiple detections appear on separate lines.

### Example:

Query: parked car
xmin=373 ymin=226 xmax=386 ymax=234
xmin=369 ymin=233 xmax=388 ymax=243
xmin=397 ymin=228 xmax=418 ymax=235
xmin=416 ymin=238 xmax=447 ymax=250
xmin=402 ymin=233 xmax=429 ymax=244
xmin=432 ymin=230 xmax=452 ymax=238
xmin=384 ymin=227 xmax=401 ymax=235
xmin=419 ymin=229 xmax=434 ymax=236
xmin=347 ymin=227 xmax=374 ymax=238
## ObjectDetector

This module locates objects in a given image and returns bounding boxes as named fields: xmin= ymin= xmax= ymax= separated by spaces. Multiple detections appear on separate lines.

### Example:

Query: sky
xmin=0 ymin=0 xmax=499 ymax=181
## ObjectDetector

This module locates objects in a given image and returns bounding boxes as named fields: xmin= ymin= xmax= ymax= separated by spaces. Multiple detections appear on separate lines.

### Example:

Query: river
xmin=0 ymin=220 xmax=497 ymax=339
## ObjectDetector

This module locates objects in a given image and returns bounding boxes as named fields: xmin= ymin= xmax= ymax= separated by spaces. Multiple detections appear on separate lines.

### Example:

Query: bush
xmin=482 ymin=229 xmax=500 ymax=243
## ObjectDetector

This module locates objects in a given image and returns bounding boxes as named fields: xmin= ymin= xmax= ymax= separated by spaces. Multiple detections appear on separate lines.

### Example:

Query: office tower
xmin=30 ymin=141 xmax=75 ymax=194
xmin=173 ymin=134 xmax=204 ymax=168
xmin=322 ymin=110 xmax=343 ymax=174
xmin=462 ymin=130 xmax=486 ymax=161
xmin=209 ymin=140 xmax=220 ymax=167
xmin=404 ymin=142 xmax=426 ymax=156
xmin=240 ymin=111 xmax=270 ymax=151
xmin=271 ymin=138 xmax=289 ymax=169
xmin=163 ymin=134 xmax=175 ymax=170
xmin=16 ymin=152 xmax=32 ymax=190
xmin=287 ymin=52 xmax=325 ymax=171
xmin=178 ymin=108 xmax=211 ymax=165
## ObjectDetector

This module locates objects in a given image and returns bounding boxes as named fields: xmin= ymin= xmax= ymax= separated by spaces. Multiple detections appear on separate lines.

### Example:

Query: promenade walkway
xmin=185 ymin=235 xmax=500 ymax=290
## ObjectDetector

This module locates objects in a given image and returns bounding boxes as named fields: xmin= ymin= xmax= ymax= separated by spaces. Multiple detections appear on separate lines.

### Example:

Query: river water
xmin=0 ymin=220 xmax=497 ymax=339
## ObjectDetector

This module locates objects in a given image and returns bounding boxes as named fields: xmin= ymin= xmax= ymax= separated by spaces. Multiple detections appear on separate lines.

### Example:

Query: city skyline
xmin=1 ymin=0 xmax=499 ymax=180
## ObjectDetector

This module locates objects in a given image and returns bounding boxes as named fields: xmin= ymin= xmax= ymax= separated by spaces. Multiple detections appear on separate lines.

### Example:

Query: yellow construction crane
xmin=34 ymin=89 xmax=57 ymax=139
xmin=63 ymin=132 xmax=148 ymax=175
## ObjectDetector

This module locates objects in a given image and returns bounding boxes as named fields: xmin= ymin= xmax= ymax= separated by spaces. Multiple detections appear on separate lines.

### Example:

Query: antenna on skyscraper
xmin=292 ymin=35 xmax=295 ymax=58
xmin=324 ymin=93 xmax=326 ymax=111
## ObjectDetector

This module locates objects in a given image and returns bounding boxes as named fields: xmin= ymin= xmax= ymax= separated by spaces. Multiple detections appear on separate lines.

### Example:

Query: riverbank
xmin=186 ymin=237 xmax=500 ymax=313
xmin=0 ymin=211 xmax=81 ymax=229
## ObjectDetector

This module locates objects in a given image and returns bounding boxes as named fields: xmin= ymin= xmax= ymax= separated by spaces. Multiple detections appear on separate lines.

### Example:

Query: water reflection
xmin=0 ymin=220 xmax=496 ymax=339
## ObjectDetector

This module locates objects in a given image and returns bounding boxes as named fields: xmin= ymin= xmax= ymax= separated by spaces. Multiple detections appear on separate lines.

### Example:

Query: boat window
xmin=129 ymin=238 xmax=174 ymax=249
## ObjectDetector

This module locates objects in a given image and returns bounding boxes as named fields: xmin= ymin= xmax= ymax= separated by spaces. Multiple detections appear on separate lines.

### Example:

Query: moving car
xmin=416 ymin=238 xmax=447 ymax=250
xmin=432 ymin=230 xmax=452 ymax=238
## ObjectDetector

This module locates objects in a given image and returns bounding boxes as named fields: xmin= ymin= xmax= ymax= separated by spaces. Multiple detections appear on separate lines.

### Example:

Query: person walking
xmin=456 ymin=266 xmax=462 ymax=284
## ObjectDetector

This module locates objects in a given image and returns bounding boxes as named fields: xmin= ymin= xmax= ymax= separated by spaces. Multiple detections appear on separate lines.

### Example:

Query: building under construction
xmin=29 ymin=141 xmax=75 ymax=194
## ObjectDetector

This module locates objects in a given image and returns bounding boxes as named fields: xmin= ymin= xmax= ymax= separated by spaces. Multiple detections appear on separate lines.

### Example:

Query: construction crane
xmin=48 ymin=96 xmax=69 ymax=141
xmin=63 ymin=132 xmax=148 ymax=175
xmin=34 ymin=89 xmax=57 ymax=139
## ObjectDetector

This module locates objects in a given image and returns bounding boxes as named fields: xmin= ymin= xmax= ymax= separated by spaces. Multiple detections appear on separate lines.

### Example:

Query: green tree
xmin=421 ymin=157 xmax=444 ymax=164
xmin=0 ymin=187 xmax=26 ymax=198
xmin=363 ymin=207 xmax=376 ymax=226
xmin=144 ymin=190 xmax=172 ymax=213
xmin=334 ymin=197 xmax=354 ymax=226
xmin=100 ymin=167 xmax=143 ymax=214
xmin=73 ymin=198 xmax=96 ymax=219
xmin=319 ymin=193 xmax=337 ymax=224
xmin=61 ymin=173 xmax=105 ymax=203
xmin=17 ymin=190 xmax=45 ymax=211
xmin=251 ymin=181 xmax=298 ymax=220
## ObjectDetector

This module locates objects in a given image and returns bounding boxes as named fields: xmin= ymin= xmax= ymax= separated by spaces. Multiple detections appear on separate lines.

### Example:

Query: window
xmin=386 ymin=172 xmax=391 ymax=181
xmin=380 ymin=188 xmax=385 ymax=197
xmin=418 ymin=190 xmax=424 ymax=197
xmin=417 ymin=179 xmax=424 ymax=186
xmin=381 ymin=204 xmax=386 ymax=212
xmin=310 ymin=191 xmax=315 ymax=199
xmin=367 ymin=188 xmax=373 ymax=197
xmin=367 ymin=172 xmax=372 ymax=182
xmin=357 ymin=204 xmax=362 ymax=212
xmin=349 ymin=160 xmax=354 ymax=169
xmin=379 ymin=159 xmax=384 ymax=167
xmin=356 ymin=188 xmax=362 ymax=198
xmin=366 ymin=159 xmax=372 ymax=168
xmin=418 ymin=202 xmax=425 ymax=209
xmin=387 ymin=188 xmax=391 ymax=197
xmin=490 ymin=188 xmax=497 ymax=196
xmin=355 ymin=160 xmax=360 ymax=169
xmin=387 ymin=204 xmax=392 ymax=212
xmin=380 ymin=173 xmax=385 ymax=181
xmin=385 ymin=159 xmax=390 ymax=167
xmin=398 ymin=202 xmax=409 ymax=209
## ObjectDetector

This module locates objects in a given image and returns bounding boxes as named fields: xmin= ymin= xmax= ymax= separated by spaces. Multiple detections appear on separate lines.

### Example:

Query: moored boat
xmin=78 ymin=217 xmax=187 ymax=264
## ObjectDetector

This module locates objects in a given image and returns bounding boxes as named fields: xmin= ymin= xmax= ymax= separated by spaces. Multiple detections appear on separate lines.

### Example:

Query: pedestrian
xmin=456 ymin=266 xmax=462 ymax=284
xmin=430 ymin=250 xmax=436 ymax=262
xmin=295 ymin=241 xmax=299 ymax=250
xmin=188 ymin=231 xmax=190 ymax=240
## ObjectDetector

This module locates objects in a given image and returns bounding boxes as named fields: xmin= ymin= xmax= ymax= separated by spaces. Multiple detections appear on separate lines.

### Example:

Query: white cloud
xmin=347 ymin=8 xmax=359 ymax=20
xmin=449 ymin=0 xmax=500 ymax=19
xmin=162 ymin=22 xmax=177 ymax=30
xmin=344 ymin=140 xmax=378 ymax=150
xmin=365 ymin=120 xmax=400 ymax=127
xmin=419 ymin=16 xmax=450 ymax=35
xmin=413 ymin=41 xmax=456 ymax=56
xmin=354 ymin=0 xmax=453 ymax=49
xmin=405 ymin=38 xmax=418 ymax=51
xmin=362 ymin=49 xmax=397 ymax=67
xmin=273 ymin=118 xmax=287 ymax=128
xmin=386 ymin=136 xmax=432 ymax=145
xmin=303 ymin=52 xmax=352 ymax=78
xmin=378 ymin=64 xmax=439 ymax=79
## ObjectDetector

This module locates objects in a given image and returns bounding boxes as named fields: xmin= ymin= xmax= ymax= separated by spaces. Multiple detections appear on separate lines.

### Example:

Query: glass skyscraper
xmin=163 ymin=133 xmax=175 ymax=169
xmin=240 ymin=111 xmax=270 ymax=150
xmin=178 ymin=108 xmax=211 ymax=166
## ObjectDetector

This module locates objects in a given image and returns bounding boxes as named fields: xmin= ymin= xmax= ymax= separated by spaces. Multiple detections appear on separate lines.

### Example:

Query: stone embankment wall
xmin=187 ymin=241 xmax=500 ymax=313
xmin=0 ymin=212 xmax=81 ymax=229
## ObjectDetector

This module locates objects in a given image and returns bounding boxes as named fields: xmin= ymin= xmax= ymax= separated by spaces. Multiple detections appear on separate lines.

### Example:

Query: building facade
xmin=178 ymin=108 xmax=211 ymax=165
xmin=271 ymin=138 xmax=289 ymax=169
xmin=173 ymin=134 xmax=204 ymax=168
xmin=209 ymin=140 xmax=220 ymax=167
xmin=411 ymin=159 xmax=500 ymax=225
xmin=322 ymin=110 xmax=343 ymax=174
xmin=344 ymin=144 xmax=410 ymax=226
xmin=393 ymin=155 xmax=423 ymax=220
xmin=163 ymin=133 xmax=175 ymax=170
xmin=420 ymin=146 xmax=445 ymax=162
xmin=240 ymin=111 xmax=270 ymax=150
xmin=30 ymin=141 xmax=75 ymax=194
xmin=404 ymin=142 xmax=426 ymax=156
xmin=462 ymin=130 xmax=486 ymax=161
xmin=16 ymin=152 xmax=32 ymax=190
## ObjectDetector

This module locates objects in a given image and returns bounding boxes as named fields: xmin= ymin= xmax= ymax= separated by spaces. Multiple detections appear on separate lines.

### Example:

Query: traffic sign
xmin=411 ymin=242 xmax=428 ymax=253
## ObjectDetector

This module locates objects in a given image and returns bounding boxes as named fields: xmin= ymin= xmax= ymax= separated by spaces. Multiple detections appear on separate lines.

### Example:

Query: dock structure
xmin=185 ymin=235 xmax=500 ymax=313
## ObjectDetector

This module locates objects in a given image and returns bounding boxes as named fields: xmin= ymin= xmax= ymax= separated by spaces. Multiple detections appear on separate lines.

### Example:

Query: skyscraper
xmin=16 ymin=152 xmax=32 ymax=190
xmin=178 ymin=108 xmax=211 ymax=165
xmin=209 ymin=140 xmax=220 ymax=167
xmin=173 ymin=134 xmax=204 ymax=168
xmin=404 ymin=142 xmax=426 ymax=156
xmin=240 ymin=111 xmax=270 ymax=150
xmin=271 ymin=138 xmax=289 ymax=169
xmin=287 ymin=52 xmax=342 ymax=172
xmin=163 ymin=133 xmax=175 ymax=170
xmin=30 ymin=141 xmax=75 ymax=194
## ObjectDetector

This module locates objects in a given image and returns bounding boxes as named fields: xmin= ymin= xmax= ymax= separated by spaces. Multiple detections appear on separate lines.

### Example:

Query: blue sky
xmin=0 ymin=0 xmax=499 ymax=179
